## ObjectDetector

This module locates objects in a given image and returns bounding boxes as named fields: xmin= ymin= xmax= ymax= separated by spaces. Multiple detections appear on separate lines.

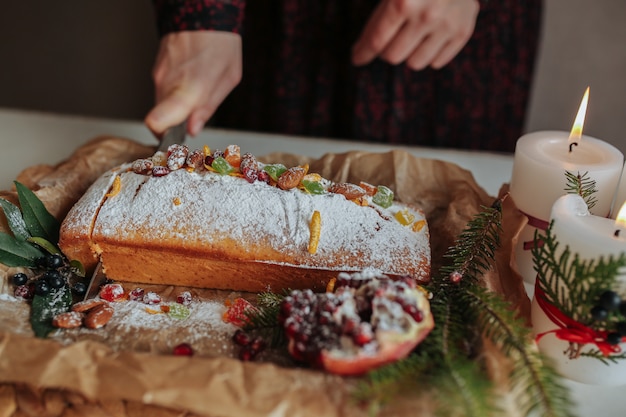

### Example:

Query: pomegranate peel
xmin=279 ymin=271 xmax=434 ymax=376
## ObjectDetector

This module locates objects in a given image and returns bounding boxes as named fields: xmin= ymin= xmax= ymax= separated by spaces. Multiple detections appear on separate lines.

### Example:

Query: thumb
xmin=144 ymin=90 xmax=195 ymax=135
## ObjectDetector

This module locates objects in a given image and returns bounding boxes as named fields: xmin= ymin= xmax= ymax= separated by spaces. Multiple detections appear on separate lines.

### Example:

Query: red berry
xmin=14 ymin=284 xmax=32 ymax=299
xmin=238 ymin=346 xmax=257 ymax=361
xmin=173 ymin=343 xmax=194 ymax=356
xmin=99 ymin=283 xmax=125 ymax=302
xmin=176 ymin=291 xmax=192 ymax=306
xmin=143 ymin=291 xmax=161 ymax=305
xmin=232 ymin=329 xmax=251 ymax=346
xmin=129 ymin=287 xmax=145 ymax=301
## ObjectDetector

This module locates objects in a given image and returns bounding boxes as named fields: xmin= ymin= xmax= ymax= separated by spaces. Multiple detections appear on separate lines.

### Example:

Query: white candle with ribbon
xmin=531 ymin=194 xmax=626 ymax=385
xmin=509 ymin=88 xmax=624 ymax=285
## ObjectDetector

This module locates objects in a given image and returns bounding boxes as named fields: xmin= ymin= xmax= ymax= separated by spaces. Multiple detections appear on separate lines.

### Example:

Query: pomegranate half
xmin=279 ymin=271 xmax=434 ymax=376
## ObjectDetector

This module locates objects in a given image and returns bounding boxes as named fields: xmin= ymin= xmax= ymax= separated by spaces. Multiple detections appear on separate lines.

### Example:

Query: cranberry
xmin=173 ymin=343 xmax=194 ymax=356
xmin=238 ymin=346 xmax=257 ymax=361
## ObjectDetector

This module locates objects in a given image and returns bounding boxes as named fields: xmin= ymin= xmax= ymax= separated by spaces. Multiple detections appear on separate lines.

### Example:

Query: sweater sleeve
xmin=152 ymin=0 xmax=246 ymax=38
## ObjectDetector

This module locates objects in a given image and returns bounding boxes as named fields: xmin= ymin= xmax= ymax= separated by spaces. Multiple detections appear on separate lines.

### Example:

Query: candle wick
xmin=615 ymin=230 xmax=620 ymax=238
xmin=569 ymin=142 xmax=579 ymax=152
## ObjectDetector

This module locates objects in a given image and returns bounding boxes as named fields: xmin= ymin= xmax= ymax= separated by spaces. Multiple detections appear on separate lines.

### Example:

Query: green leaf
xmin=0 ymin=198 xmax=30 ymax=240
xmin=70 ymin=259 xmax=85 ymax=278
xmin=0 ymin=232 xmax=43 ymax=267
xmin=15 ymin=181 xmax=60 ymax=243
xmin=27 ymin=236 xmax=61 ymax=255
xmin=30 ymin=285 xmax=72 ymax=338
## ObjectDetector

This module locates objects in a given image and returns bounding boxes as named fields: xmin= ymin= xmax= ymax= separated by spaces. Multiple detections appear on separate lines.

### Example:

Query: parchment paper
xmin=0 ymin=137 xmax=530 ymax=417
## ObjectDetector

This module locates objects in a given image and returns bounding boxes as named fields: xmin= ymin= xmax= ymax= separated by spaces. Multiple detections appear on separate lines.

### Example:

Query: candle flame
xmin=615 ymin=202 xmax=626 ymax=232
xmin=569 ymin=86 xmax=590 ymax=146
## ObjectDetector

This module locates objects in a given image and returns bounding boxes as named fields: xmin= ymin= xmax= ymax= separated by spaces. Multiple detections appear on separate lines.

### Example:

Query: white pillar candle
xmin=509 ymin=131 xmax=623 ymax=285
xmin=611 ymin=166 xmax=626 ymax=219
xmin=531 ymin=194 xmax=626 ymax=385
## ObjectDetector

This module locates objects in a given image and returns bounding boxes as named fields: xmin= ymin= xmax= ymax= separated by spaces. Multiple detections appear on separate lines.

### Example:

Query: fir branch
xmin=467 ymin=287 xmax=575 ymax=417
xmin=564 ymin=171 xmax=598 ymax=210
xmin=532 ymin=224 xmax=626 ymax=325
xmin=243 ymin=292 xmax=286 ymax=347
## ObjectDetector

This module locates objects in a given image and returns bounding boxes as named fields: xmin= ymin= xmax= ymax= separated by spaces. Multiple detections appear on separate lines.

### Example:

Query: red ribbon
xmin=520 ymin=210 xmax=549 ymax=250
xmin=534 ymin=283 xmax=624 ymax=357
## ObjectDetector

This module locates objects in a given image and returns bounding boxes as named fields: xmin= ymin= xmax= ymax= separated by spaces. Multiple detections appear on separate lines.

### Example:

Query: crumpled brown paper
xmin=0 ymin=137 xmax=530 ymax=417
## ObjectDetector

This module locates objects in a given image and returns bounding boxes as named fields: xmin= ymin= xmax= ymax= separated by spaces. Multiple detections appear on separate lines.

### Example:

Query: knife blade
xmin=83 ymin=261 xmax=109 ymax=301
xmin=157 ymin=120 xmax=188 ymax=151
xmin=81 ymin=121 xmax=188 ymax=300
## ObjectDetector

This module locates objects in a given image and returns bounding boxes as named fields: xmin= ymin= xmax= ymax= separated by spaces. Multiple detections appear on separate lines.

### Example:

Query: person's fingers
xmin=406 ymin=30 xmax=450 ymax=70
xmin=430 ymin=21 xmax=476 ymax=69
xmin=379 ymin=21 xmax=431 ymax=65
xmin=352 ymin=1 xmax=409 ymax=66
xmin=144 ymin=89 xmax=195 ymax=135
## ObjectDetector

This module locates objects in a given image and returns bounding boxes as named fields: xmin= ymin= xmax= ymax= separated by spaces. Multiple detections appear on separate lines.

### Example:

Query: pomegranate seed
xmin=173 ymin=343 xmax=194 ymax=356
xmin=14 ymin=284 xmax=32 ymax=299
xmin=239 ymin=346 xmax=257 ymax=361
xmin=250 ymin=337 xmax=266 ymax=353
xmin=232 ymin=329 xmax=251 ymax=346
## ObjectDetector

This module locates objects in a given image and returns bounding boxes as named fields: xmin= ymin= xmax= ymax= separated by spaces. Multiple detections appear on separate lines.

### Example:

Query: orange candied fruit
xmin=105 ymin=175 xmax=121 ymax=198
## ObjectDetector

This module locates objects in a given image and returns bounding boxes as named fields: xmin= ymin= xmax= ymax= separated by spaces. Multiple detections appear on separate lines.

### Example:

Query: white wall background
xmin=0 ymin=0 xmax=624 ymax=154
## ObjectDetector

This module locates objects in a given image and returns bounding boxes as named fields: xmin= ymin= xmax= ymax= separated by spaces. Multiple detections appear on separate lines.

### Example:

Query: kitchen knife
xmin=82 ymin=121 xmax=188 ymax=300
xmin=157 ymin=120 xmax=188 ymax=151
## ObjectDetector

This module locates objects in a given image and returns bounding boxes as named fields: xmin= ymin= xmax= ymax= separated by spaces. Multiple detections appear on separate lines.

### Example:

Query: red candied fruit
xmin=222 ymin=298 xmax=257 ymax=327
xmin=129 ymin=287 xmax=145 ymax=301
xmin=14 ymin=284 xmax=33 ymax=300
xmin=173 ymin=343 xmax=194 ymax=356
xmin=143 ymin=291 xmax=162 ymax=305
xmin=177 ymin=291 xmax=192 ymax=306
xmin=99 ymin=283 xmax=125 ymax=302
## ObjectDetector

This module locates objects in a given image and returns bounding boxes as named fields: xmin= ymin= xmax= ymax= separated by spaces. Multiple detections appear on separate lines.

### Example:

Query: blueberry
xmin=34 ymin=279 xmax=50 ymax=296
xmin=607 ymin=332 xmax=623 ymax=345
xmin=591 ymin=305 xmax=608 ymax=321
xmin=46 ymin=254 xmax=64 ymax=269
xmin=616 ymin=321 xmax=626 ymax=336
xmin=35 ymin=256 xmax=48 ymax=268
xmin=43 ymin=270 xmax=62 ymax=283
xmin=47 ymin=274 xmax=65 ymax=289
xmin=599 ymin=290 xmax=622 ymax=311
xmin=72 ymin=281 xmax=87 ymax=295
xmin=11 ymin=272 xmax=28 ymax=286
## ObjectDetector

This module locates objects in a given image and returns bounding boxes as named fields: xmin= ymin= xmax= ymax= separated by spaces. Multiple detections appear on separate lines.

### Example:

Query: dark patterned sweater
xmin=153 ymin=0 xmax=542 ymax=152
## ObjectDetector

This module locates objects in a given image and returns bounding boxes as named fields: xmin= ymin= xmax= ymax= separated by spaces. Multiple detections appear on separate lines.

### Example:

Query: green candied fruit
xmin=372 ymin=185 xmax=394 ymax=208
xmin=301 ymin=180 xmax=326 ymax=195
xmin=168 ymin=303 xmax=191 ymax=320
xmin=263 ymin=164 xmax=288 ymax=181
xmin=212 ymin=156 xmax=235 ymax=175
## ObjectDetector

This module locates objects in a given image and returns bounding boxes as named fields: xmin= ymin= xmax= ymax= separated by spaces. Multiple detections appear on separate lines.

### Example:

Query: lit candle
xmin=509 ymin=88 xmax=624 ymax=285
xmin=531 ymin=194 xmax=626 ymax=385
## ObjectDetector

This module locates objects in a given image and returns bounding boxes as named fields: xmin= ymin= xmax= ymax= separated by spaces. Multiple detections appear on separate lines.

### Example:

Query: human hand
xmin=145 ymin=31 xmax=242 ymax=137
xmin=352 ymin=0 xmax=479 ymax=70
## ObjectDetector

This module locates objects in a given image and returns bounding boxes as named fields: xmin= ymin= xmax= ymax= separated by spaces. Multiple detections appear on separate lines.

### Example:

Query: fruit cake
xmin=58 ymin=144 xmax=431 ymax=292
